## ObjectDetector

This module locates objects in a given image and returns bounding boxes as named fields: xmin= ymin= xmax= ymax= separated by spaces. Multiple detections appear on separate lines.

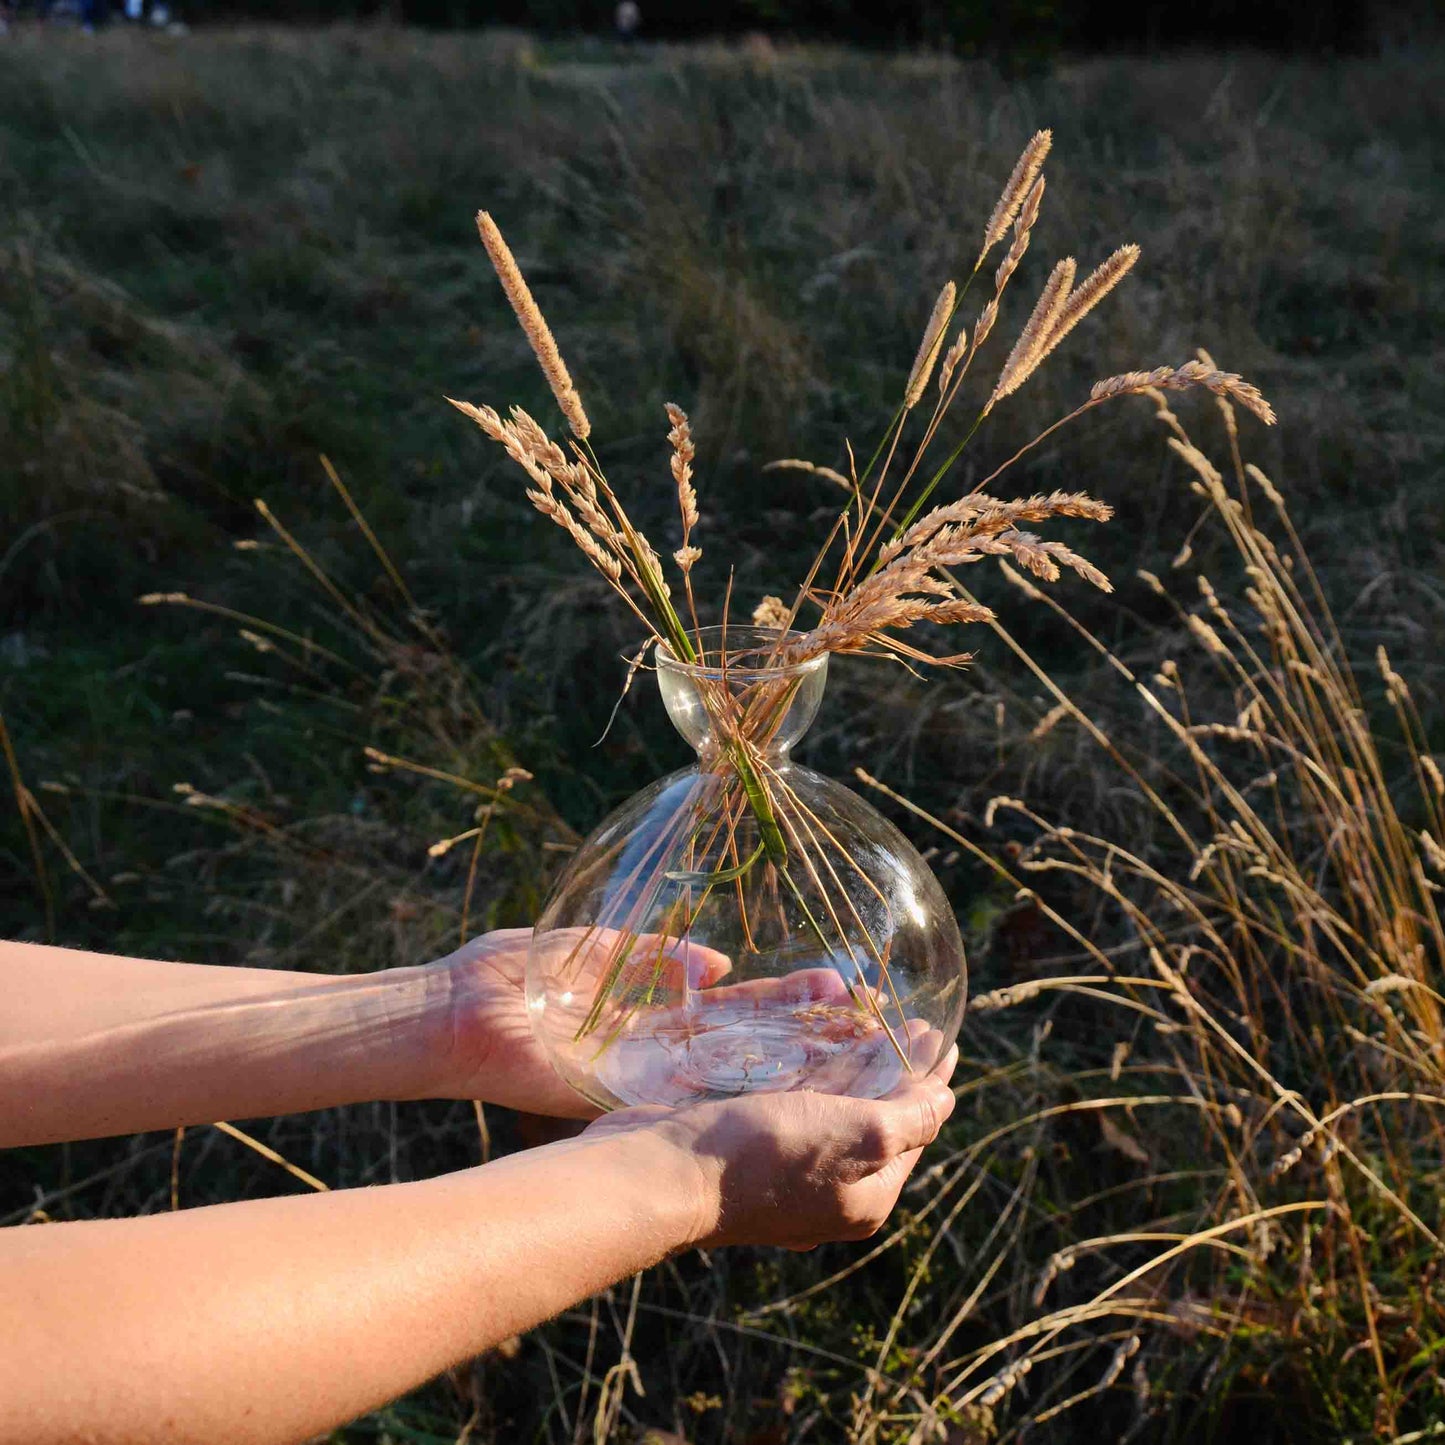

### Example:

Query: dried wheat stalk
xmin=989 ymin=257 xmax=1077 ymax=407
xmin=475 ymin=211 xmax=591 ymax=441
xmin=905 ymin=281 xmax=957 ymax=408
xmin=457 ymin=132 xmax=1270 ymax=708
xmin=1091 ymin=361 xmax=1277 ymax=426
xmin=979 ymin=129 xmax=1052 ymax=265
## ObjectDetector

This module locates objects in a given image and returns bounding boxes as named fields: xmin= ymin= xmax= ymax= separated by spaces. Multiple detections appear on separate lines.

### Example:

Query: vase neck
xmin=654 ymin=629 xmax=829 ymax=763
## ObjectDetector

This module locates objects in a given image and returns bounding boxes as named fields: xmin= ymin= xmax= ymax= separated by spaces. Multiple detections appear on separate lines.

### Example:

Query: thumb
xmin=872 ymin=1071 xmax=956 ymax=1157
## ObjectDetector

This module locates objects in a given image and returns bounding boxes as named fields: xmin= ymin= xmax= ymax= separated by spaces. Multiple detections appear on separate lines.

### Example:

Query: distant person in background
xmin=80 ymin=0 xmax=109 ymax=30
xmin=615 ymin=0 xmax=640 ymax=43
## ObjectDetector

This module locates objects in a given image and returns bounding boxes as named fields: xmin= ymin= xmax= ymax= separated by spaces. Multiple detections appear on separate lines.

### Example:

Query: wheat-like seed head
xmin=753 ymin=595 xmax=791 ymax=630
xmin=971 ymin=296 xmax=1001 ymax=353
xmin=664 ymin=402 xmax=699 ymax=534
xmin=993 ymin=175 xmax=1046 ymax=297
xmin=880 ymin=491 xmax=1113 ymax=567
xmin=952 ymin=173 xmax=1046 ymax=395
xmin=525 ymin=485 xmax=622 ymax=581
xmin=1422 ymin=755 xmax=1444 ymax=799
xmin=449 ymin=397 xmax=646 ymax=593
xmin=448 ymin=398 xmax=555 ymax=493
xmin=1091 ymin=362 xmax=1276 ymax=425
xmin=475 ymin=211 xmax=591 ymax=440
xmin=979 ymin=129 xmax=1052 ymax=265
xmin=1029 ymin=243 xmax=1140 ymax=364
xmin=937 ymin=326 xmax=969 ymax=394
xmin=798 ymin=491 xmax=1111 ymax=664
xmin=990 ymin=256 xmax=1078 ymax=408
xmin=904 ymin=281 xmax=956 ymax=408
xmin=1187 ymin=613 xmax=1230 ymax=656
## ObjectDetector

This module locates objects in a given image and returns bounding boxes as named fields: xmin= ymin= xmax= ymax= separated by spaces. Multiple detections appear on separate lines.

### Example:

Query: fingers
xmin=929 ymin=1042 xmax=959 ymax=1084
xmin=534 ymin=928 xmax=733 ymax=993
xmin=871 ymin=1070 xmax=956 ymax=1156
xmin=659 ymin=936 xmax=733 ymax=989
xmin=690 ymin=966 xmax=853 ymax=1010
xmin=843 ymin=1144 xmax=926 ymax=1237
xmin=602 ymin=930 xmax=733 ymax=990
xmin=657 ymin=1064 xmax=960 ymax=1251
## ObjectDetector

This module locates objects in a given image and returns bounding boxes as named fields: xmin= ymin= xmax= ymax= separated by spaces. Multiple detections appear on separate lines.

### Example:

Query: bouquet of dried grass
xmin=449 ymin=132 xmax=1274 ymax=1106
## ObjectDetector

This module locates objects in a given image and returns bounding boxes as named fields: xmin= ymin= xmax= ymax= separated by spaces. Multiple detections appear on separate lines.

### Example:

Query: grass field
xmin=3 ymin=24 xmax=1444 ymax=1442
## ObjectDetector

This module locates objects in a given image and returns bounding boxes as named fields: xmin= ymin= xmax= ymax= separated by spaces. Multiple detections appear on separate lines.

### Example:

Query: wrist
xmin=619 ymin=1120 xmax=724 ymax=1252
xmin=334 ymin=964 xmax=455 ymax=1103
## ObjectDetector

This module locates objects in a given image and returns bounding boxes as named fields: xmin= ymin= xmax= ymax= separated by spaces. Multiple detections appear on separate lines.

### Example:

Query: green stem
xmin=665 ymin=840 xmax=766 ymax=886
xmin=856 ymin=405 xmax=906 ymax=491
xmin=731 ymin=742 xmax=787 ymax=867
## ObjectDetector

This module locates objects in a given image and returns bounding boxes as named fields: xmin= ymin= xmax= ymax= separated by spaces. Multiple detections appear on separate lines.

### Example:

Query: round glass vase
xmin=525 ymin=627 xmax=966 ymax=1111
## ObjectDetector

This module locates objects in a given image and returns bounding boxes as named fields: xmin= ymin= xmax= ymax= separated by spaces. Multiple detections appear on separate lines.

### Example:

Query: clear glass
xmin=525 ymin=626 xmax=967 ymax=1110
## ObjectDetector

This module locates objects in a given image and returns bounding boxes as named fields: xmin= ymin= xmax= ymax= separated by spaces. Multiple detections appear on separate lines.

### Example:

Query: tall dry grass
xmin=3 ymin=25 xmax=1443 ymax=1444
xmin=43 ymin=334 xmax=1433 ymax=1444
xmin=850 ymin=380 xmax=1445 ymax=1440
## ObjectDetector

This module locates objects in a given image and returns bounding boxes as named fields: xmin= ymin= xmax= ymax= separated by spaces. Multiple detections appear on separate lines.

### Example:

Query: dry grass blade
xmin=211 ymin=1120 xmax=330 ymax=1192
xmin=764 ymin=457 xmax=855 ymax=492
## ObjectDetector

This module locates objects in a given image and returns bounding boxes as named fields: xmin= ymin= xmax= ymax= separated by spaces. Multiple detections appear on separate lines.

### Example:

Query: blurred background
xmin=2 ymin=2 xmax=1442 ymax=1441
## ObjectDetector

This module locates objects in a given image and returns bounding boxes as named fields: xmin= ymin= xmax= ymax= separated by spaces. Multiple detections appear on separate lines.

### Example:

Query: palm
xmin=432 ymin=928 xmax=739 ymax=1119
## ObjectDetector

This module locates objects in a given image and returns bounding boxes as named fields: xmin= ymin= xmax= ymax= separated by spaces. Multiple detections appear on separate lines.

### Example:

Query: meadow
xmin=2 ymin=23 xmax=1444 ymax=1442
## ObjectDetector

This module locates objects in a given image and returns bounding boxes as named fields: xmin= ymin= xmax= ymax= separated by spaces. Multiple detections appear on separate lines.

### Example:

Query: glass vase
xmin=525 ymin=627 xmax=966 ymax=1111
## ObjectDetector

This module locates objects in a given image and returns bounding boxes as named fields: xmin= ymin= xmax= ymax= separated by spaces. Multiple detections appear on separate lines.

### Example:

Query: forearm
xmin=0 ymin=941 xmax=451 ymax=1146
xmin=0 ymin=1129 xmax=702 ymax=1445
xmin=0 ymin=941 xmax=360 ymax=1038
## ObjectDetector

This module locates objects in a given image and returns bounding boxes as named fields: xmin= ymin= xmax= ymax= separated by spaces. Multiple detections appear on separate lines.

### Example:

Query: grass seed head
xmin=665 ymin=402 xmax=699 ymax=533
xmin=475 ymin=210 xmax=591 ymax=440
xmin=979 ymin=129 xmax=1053 ymax=265
xmin=990 ymin=255 xmax=1078 ymax=407
xmin=937 ymin=325 xmax=969 ymax=394
xmin=904 ymin=280 xmax=956 ymax=408
xmin=1032 ymin=243 xmax=1141 ymax=360
xmin=753 ymin=595 xmax=791 ymax=629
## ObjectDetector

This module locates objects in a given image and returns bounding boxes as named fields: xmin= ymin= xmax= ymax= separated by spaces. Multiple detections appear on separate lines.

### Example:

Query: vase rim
xmin=654 ymin=625 xmax=828 ymax=683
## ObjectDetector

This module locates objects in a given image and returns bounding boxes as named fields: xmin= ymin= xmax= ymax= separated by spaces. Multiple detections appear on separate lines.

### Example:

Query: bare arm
xmin=0 ymin=938 xmax=456 ymax=1147
xmin=0 ymin=930 xmax=721 ymax=1144
xmin=0 ymin=1066 xmax=957 ymax=1445
xmin=0 ymin=1127 xmax=698 ymax=1445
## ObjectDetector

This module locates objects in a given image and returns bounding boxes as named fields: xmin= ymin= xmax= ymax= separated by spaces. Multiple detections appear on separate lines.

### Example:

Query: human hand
xmin=423 ymin=929 xmax=730 ymax=1119
xmin=584 ymin=1043 xmax=959 ymax=1250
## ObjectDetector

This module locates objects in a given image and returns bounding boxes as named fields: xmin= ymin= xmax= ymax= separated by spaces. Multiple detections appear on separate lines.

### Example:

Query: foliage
xmin=2 ymin=27 xmax=1443 ymax=1443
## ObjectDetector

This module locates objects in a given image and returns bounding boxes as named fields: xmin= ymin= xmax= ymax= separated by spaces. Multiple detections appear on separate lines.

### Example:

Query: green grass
xmin=3 ymin=24 xmax=1444 ymax=1443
